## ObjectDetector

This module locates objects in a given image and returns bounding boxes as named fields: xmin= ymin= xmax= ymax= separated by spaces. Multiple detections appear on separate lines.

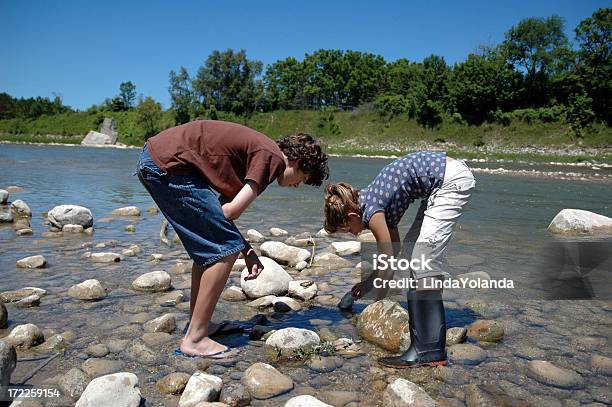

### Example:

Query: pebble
xmin=142 ymin=332 xmax=173 ymax=347
xmin=467 ymin=320 xmax=505 ymax=342
xmin=272 ymin=296 xmax=302 ymax=312
xmin=247 ymin=229 xmax=265 ymax=243
xmin=81 ymin=358 xmax=125 ymax=377
xmin=157 ymin=290 xmax=185 ymax=306
xmin=446 ymin=327 xmax=467 ymax=345
xmin=14 ymin=294 xmax=41 ymax=308
xmin=307 ymin=355 xmax=344 ymax=373
xmin=4 ymin=323 xmax=44 ymax=349
xmin=447 ymin=344 xmax=487 ymax=365
xmin=527 ymin=360 xmax=584 ymax=389
xmin=86 ymin=343 xmax=110 ymax=358
xmin=143 ymin=313 xmax=176 ymax=333
xmin=132 ymin=271 xmax=172 ymax=292
xmin=63 ymin=224 xmax=84 ymax=233
xmin=58 ymin=367 xmax=89 ymax=400
xmin=111 ymin=206 xmax=141 ymax=216
xmin=288 ymin=280 xmax=317 ymax=300
xmin=179 ymin=372 xmax=223 ymax=406
xmin=382 ymin=378 xmax=439 ymax=407
xmin=90 ymin=252 xmax=121 ymax=263
xmin=590 ymin=354 xmax=612 ymax=376
xmin=222 ymin=286 xmax=246 ymax=301
xmin=242 ymin=362 xmax=294 ymax=400
xmin=264 ymin=328 xmax=320 ymax=360
xmin=68 ymin=279 xmax=106 ymax=301
xmin=270 ymin=227 xmax=288 ymax=237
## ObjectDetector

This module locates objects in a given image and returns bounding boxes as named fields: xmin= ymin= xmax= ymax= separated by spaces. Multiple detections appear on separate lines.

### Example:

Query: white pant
xmin=400 ymin=158 xmax=476 ymax=279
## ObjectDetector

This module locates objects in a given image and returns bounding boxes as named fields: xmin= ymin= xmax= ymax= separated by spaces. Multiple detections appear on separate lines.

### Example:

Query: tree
xmin=502 ymin=15 xmax=570 ymax=106
xmin=136 ymin=96 xmax=163 ymax=139
xmin=192 ymin=49 xmax=263 ymax=114
xmin=264 ymin=57 xmax=308 ymax=110
xmin=119 ymin=81 xmax=137 ymax=109
xmin=169 ymin=67 xmax=195 ymax=124
xmin=575 ymin=8 xmax=611 ymax=124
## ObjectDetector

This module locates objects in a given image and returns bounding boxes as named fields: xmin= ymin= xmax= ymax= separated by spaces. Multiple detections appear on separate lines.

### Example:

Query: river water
xmin=0 ymin=143 xmax=611 ymax=406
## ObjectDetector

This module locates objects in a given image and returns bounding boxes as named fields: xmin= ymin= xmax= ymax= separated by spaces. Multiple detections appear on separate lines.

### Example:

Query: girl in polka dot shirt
xmin=324 ymin=151 xmax=476 ymax=368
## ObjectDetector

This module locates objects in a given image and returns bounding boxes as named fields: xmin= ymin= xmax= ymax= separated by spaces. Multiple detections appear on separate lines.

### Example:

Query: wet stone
xmin=16 ymin=255 xmax=46 ymax=269
xmin=467 ymin=320 xmax=505 ymax=343
xmin=156 ymin=372 xmax=190 ymax=395
xmin=447 ymin=344 xmax=487 ymax=365
xmin=142 ymin=332 xmax=173 ymax=347
xmin=526 ymin=360 xmax=584 ymax=389
xmin=242 ymin=362 xmax=294 ymax=400
xmin=307 ymin=355 xmax=344 ymax=373
xmin=81 ymin=358 xmax=125 ymax=378
xmin=58 ymin=367 xmax=89 ymax=400
xmin=86 ymin=343 xmax=110 ymax=358
xmin=14 ymin=294 xmax=41 ymax=308
xmin=179 ymin=372 xmax=223 ymax=406
xmin=4 ymin=323 xmax=44 ymax=349
xmin=446 ymin=327 xmax=467 ymax=345
xmin=590 ymin=354 xmax=612 ymax=376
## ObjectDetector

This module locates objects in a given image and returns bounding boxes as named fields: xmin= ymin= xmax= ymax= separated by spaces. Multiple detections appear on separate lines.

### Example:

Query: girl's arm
xmin=222 ymin=180 xmax=259 ymax=221
xmin=388 ymin=227 xmax=401 ymax=256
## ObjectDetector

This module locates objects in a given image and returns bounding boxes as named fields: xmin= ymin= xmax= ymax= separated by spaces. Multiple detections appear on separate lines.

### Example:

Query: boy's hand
xmin=243 ymin=249 xmax=264 ymax=280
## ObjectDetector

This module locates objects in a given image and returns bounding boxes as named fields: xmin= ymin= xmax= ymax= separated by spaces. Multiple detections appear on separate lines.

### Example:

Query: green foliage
xmin=136 ymin=97 xmax=163 ymax=140
xmin=566 ymin=92 xmax=595 ymax=137
xmin=417 ymin=99 xmax=444 ymax=129
xmin=0 ymin=92 xmax=72 ymax=120
xmin=119 ymin=81 xmax=137 ymax=109
xmin=168 ymin=67 xmax=195 ymax=124
xmin=374 ymin=94 xmax=409 ymax=118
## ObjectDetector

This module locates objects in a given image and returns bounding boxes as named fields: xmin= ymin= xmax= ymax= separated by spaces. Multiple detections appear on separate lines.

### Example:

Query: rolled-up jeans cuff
xmin=411 ymin=270 xmax=452 ymax=280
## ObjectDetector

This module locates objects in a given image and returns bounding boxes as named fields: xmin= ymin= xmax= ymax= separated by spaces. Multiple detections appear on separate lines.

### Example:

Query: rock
xmin=0 ymin=287 xmax=46 ymax=303
xmin=0 ymin=342 xmax=17 ymax=401
xmin=99 ymin=117 xmax=118 ymax=138
xmin=81 ymin=358 xmax=125 ymax=377
xmin=446 ymin=327 xmax=467 ymax=345
xmin=294 ymin=261 xmax=308 ymax=271
xmin=14 ymin=294 xmax=41 ymax=308
xmin=527 ymin=360 xmax=584 ymax=389
xmin=90 ymin=252 xmax=121 ymax=263
xmin=246 ymin=229 xmax=265 ymax=243
xmin=38 ymin=333 xmax=69 ymax=351
xmin=285 ymin=395 xmax=332 ymax=407
xmin=312 ymin=253 xmax=353 ymax=270
xmin=358 ymin=231 xmax=376 ymax=242
xmin=0 ymin=207 xmax=14 ymax=223
xmin=246 ymin=295 xmax=276 ymax=309
xmin=15 ymin=228 xmax=33 ymax=236
xmin=272 ymin=297 xmax=302 ymax=312
xmin=0 ymin=303 xmax=6 ymax=328
xmin=447 ymin=344 xmax=487 ymax=365
xmin=231 ymin=258 xmax=246 ymax=271
xmin=11 ymin=200 xmax=31 ymax=217
xmin=86 ymin=344 xmax=109 ymax=358
xmin=63 ymin=224 xmax=85 ymax=233
xmin=316 ymin=228 xmax=329 ymax=237
xmin=81 ymin=130 xmax=117 ymax=146
xmin=16 ymin=255 xmax=46 ymax=269
xmin=48 ymin=205 xmax=93 ymax=228
xmin=156 ymin=372 xmax=191 ymax=395
xmin=124 ymin=225 xmax=136 ymax=232
xmin=144 ymin=313 xmax=176 ymax=333
xmin=149 ymin=253 xmax=164 ymax=261
xmin=222 ymin=286 xmax=246 ymax=301
xmin=75 ymin=372 xmax=141 ymax=407
xmin=179 ymin=372 xmax=223 ymax=407
xmin=125 ymin=341 xmax=163 ymax=366
xmin=331 ymin=241 xmax=360 ymax=256
xmin=111 ymin=206 xmax=141 ymax=216
xmin=3 ymin=323 xmax=44 ymax=349
xmin=382 ymin=378 xmax=440 ymax=407
xmin=0 ymin=189 xmax=8 ymax=204
xmin=69 ymin=279 xmax=106 ymax=301
xmin=264 ymin=328 xmax=320 ymax=360
xmin=284 ymin=236 xmax=314 ymax=247
xmin=306 ymin=356 xmax=343 ymax=373
xmin=170 ymin=260 xmax=193 ymax=274
xmin=260 ymin=241 xmax=310 ymax=267
xmin=240 ymin=257 xmax=292 ymax=298
xmin=467 ymin=320 xmax=504 ymax=343
xmin=219 ymin=382 xmax=251 ymax=407
xmin=5 ymin=186 xmax=24 ymax=193
xmin=242 ymin=362 xmax=294 ymax=400
xmin=132 ymin=271 xmax=171 ymax=292
xmin=356 ymin=300 xmax=410 ymax=351
xmin=142 ymin=332 xmax=172 ymax=347
xmin=58 ymin=367 xmax=89 ymax=399
xmin=590 ymin=354 xmax=612 ymax=376
xmin=548 ymin=209 xmax=612 ymax=235
xmin=157 ymin=290 xmax=185 ymax=306
xmin=13 ymin=217 xmax=31 ymax=230
xmin=147 ymin=207 xmax=158 ymax=214
xmin=338 ymin=292 xmax=355 ymax=310
xmin=270 ymin=227 xmax=288 ymax=237
xmin=288 ymin=280 xmax=317 ymax=300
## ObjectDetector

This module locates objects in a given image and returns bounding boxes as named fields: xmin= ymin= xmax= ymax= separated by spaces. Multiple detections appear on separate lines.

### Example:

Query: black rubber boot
xmin=378 ymin=288 xmax=447 ymax=368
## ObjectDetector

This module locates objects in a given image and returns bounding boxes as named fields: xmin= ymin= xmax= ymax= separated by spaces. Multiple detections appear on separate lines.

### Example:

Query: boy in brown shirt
xmin=137 ymin=120 xmax=328 ymax=358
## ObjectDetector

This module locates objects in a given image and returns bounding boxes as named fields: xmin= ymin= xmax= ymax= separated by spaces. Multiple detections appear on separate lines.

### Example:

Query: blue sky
xmin=1 ymin=0 xmax=608 ymax=110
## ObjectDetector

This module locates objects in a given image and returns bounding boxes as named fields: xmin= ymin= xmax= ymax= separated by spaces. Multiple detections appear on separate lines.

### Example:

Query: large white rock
xmin=68 ymin=279 xmax=106 ymax=301
xmin=284 ymin=395 xmax=332 ymax=407
xmin=260 ymin=241 xmax=310 ymax=267
xmin=331 ymin=241 xmax=361 ymax=256
xmin=288 ymin=280 xmax=317 ymax=300
xmin=81 ymin=130 xmax=117 ymax=146
xmin=111 ymin=206 xmax=141 ymax=216
xmin=264 ymin=328 xmax=320 ymax=360
xmin=132 ymin=271 xmax=171 ymax=292
xmin=3 ymin=324 xmax=44 ymax=349
xmin=178 ymin=371 xmax=223 ymax=407
xmin=382 ymin=378 xmax=440 ymax=407
xmin=548 ymin=209 xmax=612 ymax=235
xmin=10 ymin=200 xmax=31 ymax=218
xmin=356 ymin=300 xmax=410 ymax=352
xmin=75 ymin=372 xmax=141 ymax=407
xmin=16 ymin=255 xmax=46 ymax=269
xmin=240 ymin=257 xmax=292 ymax=298
xmin=48 ymin=205 xmax=93 ymax=228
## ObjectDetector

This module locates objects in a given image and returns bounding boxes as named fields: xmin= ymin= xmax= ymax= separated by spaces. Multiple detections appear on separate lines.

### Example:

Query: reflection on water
xmin=1 ymin=144 xmax=611 ymax=406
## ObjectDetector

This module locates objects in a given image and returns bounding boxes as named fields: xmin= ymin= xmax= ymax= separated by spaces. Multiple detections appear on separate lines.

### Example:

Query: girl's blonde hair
xmin=324 ymin=182 xmax=361 ymax=233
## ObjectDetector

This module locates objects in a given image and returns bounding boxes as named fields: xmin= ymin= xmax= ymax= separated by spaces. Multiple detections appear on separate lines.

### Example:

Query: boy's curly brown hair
xmin=277 ymin=133 xmax=329 ymax=186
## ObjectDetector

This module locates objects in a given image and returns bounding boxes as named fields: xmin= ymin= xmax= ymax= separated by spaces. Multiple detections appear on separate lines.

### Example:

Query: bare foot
xmin=180 ymin=336 xmax=228 ymax=357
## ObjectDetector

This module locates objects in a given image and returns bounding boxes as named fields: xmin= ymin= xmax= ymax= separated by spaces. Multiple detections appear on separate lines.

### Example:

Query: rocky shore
xmin=1 ymin=189 xmax=611 ymax=406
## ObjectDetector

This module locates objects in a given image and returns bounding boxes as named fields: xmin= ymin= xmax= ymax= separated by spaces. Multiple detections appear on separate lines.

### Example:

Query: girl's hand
xmin=243 ymin=249 xmax=264 ymax=280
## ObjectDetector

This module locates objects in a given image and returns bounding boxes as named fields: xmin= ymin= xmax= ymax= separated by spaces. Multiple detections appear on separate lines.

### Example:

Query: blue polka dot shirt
xmin=359 ymin=151 xmax=447 ymax=228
